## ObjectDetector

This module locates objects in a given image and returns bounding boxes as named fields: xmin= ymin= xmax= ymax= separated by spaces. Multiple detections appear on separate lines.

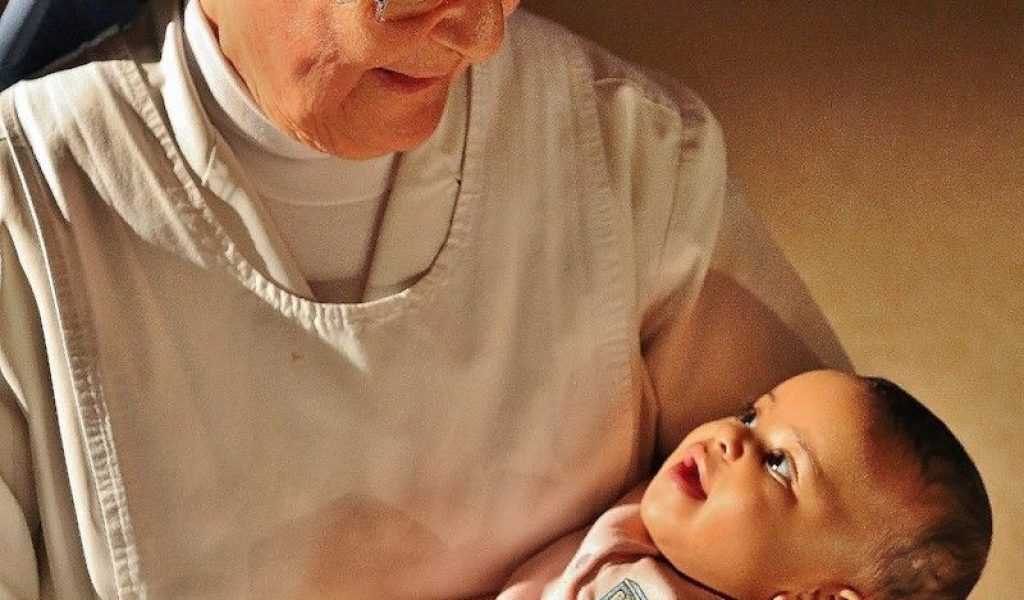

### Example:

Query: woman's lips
xmin=374 ymin=68 xmax=446 ymax=93
xmin=669 ymin=444 xmax=708 ymax=501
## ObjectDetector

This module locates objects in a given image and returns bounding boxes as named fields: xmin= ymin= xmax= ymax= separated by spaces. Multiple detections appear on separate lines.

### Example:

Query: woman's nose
xmin=430 ymin=0 xmax=506 ymax=63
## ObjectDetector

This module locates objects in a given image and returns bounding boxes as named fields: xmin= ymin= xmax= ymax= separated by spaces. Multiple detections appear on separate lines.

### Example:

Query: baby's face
xmin=641 ymin=370 xmax=921 ymax=599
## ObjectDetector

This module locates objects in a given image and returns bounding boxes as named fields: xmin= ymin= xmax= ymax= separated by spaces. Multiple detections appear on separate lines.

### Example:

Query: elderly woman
xmin=0 ymin=0 xmax=847 ymax=598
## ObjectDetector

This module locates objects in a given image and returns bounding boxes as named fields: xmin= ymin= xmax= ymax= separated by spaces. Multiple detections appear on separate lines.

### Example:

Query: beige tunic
xmin=0 ymin=2 xmax=847 ymax=598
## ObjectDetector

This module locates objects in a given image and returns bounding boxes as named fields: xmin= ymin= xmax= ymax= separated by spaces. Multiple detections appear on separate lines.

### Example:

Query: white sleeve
xmin=0 ymin=250 xmax=41 ymax=600
xmin=0 ymin=141 xmax=42 ymax=600
xmin=645 ymin=177 xmax=853 ymax=456
xmin=0 ymin=400 xmax=39 ymax=600
xmin=592 ymin=65 xmax=851 ymax=456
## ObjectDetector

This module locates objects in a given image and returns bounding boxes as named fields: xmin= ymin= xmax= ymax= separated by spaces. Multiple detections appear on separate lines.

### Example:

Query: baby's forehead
xmin=773 ymin=389 xmax=921 ymax=500
xmin=822 ymin=401 xmax=905 ymax=463
xmin=826 ymin=421 xmax=926 ymax=515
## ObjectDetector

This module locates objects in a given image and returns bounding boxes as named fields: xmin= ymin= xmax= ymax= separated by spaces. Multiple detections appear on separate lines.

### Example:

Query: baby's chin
xmin=637 ymin=477 xmax=672 ymax=535
xmin=638 ymin=483 xmax=753 ymax=600
xmin=637 ymin=485 xmax=686 ymax=570
xmin=637 ymin=486 xmax=656 ymax=531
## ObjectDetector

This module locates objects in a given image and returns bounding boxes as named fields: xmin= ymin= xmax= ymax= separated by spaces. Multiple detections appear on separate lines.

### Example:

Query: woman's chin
xmin=300 ymin=95 xmax=445 ymax=158
xmin=316 ymin=130 xmax=435 ymax=160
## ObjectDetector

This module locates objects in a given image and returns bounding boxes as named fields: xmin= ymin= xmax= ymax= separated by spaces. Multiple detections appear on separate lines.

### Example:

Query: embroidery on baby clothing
xmin=599 ymin=578 xmax=649 ymax=600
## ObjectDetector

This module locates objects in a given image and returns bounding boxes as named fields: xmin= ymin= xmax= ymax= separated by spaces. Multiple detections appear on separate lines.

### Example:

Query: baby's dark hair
xmin=858 ymin=376 xmax=992 ymax=600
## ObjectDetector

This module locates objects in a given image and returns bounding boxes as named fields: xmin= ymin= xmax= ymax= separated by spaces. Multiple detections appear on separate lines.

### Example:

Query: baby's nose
xmin=716 ymin=428 xmax=746 ymax=461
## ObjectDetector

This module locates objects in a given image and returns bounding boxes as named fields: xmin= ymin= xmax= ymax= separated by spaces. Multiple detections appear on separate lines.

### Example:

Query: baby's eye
xmin=765 ymin=450 xmax=795 ymax=482
xmin=737 ymin=403 xmax=757 ymax=427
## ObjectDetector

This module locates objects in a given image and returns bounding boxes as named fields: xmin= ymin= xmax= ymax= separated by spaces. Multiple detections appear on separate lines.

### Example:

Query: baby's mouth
xmin=670 ymin=444 xmax=708 ymax=501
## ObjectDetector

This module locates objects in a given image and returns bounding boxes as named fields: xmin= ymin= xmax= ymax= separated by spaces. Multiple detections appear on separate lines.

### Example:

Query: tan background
xmin=520 ymin=1 xmax=1022 ymax=597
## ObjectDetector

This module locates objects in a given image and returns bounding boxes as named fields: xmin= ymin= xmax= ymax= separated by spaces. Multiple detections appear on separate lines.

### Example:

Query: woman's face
xmin=199 ymin=0 xmax=520 ymax=158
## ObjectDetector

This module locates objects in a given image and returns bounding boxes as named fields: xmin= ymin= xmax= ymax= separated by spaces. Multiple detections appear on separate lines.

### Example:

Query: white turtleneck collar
xmin=182 ymin=0 xmax=402 ymax=301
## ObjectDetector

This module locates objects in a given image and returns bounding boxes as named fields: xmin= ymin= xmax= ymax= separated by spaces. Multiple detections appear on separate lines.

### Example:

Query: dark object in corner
xmin=0 ymin=0 xmax=144 ymax=89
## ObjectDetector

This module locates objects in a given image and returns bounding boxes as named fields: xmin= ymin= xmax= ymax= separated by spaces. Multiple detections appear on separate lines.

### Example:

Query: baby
xmin=497 ymin=370 xmax=992 ymax=600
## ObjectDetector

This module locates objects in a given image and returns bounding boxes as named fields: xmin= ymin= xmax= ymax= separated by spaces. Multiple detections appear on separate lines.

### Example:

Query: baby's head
xmin=641 ymin=370 xmax=991 ymax=600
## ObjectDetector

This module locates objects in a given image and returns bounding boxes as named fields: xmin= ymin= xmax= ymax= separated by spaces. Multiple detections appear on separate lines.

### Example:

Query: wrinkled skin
xmin=198 ymin=0 xmax=521 ymax=158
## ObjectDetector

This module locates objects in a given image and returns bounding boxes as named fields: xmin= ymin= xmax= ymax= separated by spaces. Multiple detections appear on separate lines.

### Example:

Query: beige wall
xmin=520 ymin=2 xmax=1023 ymax=597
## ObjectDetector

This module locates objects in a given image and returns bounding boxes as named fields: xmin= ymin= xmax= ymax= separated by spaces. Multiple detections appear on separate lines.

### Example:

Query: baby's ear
xmin=770 ymin=586 xmax=862 ymax=600
xmin=825 ymin=589 xmax=862 ymax=600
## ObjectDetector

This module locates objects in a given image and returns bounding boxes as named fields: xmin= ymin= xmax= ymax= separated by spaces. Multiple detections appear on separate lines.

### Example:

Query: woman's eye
xmin=738 ymin=404 xmax=757 ymax=427
xmin=765 ymin=450 xmax=794 ymax=482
